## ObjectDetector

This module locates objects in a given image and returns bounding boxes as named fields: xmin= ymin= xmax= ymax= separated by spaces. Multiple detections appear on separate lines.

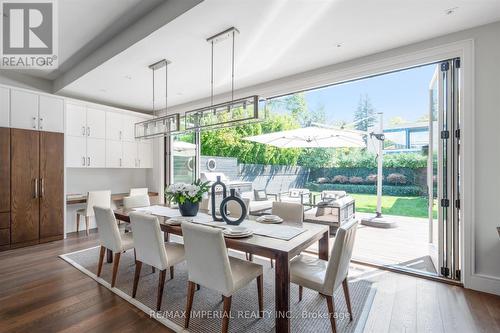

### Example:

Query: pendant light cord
xmin=231 ymin=30 xmax=235 ymax=102
xmin=211 ymin=40 xmax=214 ymax=107
xmin=152 ymin=68 xmax=156 ymax=118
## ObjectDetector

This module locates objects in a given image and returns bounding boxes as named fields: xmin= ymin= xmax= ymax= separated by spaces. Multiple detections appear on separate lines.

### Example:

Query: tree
xmin=353 ymin=94 xmax=375 ymax=131
xmin=389 ymin=116 xmax=407 ymax=126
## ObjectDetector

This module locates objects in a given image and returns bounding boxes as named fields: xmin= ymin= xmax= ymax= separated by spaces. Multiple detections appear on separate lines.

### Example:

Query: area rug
xmin=60 ymin=244 xmax=375 ymax=333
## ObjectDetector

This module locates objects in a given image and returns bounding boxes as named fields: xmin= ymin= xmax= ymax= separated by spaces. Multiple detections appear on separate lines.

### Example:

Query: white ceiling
xmin=55 ymin=0 xmax=500 ymax=112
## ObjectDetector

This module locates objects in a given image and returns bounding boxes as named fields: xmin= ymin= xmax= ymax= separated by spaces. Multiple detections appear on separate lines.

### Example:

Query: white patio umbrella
xmin=172 ymin=141 xmax=196 ymax=157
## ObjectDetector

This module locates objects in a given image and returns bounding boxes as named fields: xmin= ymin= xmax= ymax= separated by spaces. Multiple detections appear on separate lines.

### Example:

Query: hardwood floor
xmin=1 ymin=232 xmax=499 ymax=332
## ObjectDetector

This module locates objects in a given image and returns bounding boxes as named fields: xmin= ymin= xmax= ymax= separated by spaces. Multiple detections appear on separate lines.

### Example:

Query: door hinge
xmin=441 ymin=199 xmax=450 ymax=207
xmin=441 ymin=130 xmax=450 ymax=139
xmin=455 ymin=58 xmax=461 ymax=69
xmin=455 ymin=129 xmax=460 ymax=139
xmin=441 ymin=62 xmax=450 ymax=72
xmin=455 ymin=199 xmax=460 ymax=209
xmin=455 ymin=269 xmax=461 ymax=280
xmin=441 ymin=266 xmax=450 ymax=276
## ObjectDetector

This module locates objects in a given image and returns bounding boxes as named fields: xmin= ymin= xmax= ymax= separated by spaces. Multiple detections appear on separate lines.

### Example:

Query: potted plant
xmin=165 ymin=179 xmax=210 ymax=216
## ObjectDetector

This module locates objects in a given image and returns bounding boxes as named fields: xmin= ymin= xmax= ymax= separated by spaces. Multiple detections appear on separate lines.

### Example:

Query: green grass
xmin=350 ymin=194 xmax=437 ymax=219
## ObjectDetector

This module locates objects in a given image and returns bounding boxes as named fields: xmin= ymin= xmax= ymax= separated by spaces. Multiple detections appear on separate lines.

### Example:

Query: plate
xmin=225 ymin=226 xmax=249 ymax=234
xmin=256 ymin=216 xmax=283 ymax=224
xmin=167 ymin=217 xmax=193 ymax=225
xmin=223 ymin=229 xmax=253 ymax=238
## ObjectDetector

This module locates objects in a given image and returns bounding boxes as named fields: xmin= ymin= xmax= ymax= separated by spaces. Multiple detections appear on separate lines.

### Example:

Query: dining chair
xmin=272 ymin=201 xmax=304 ymax=224
xmin=227 ymin=197 xmax=250 ymax=218
xmin=182 ymin=222 xmax=264 ymax=333
xmin=94 ymin=206 xmax=134 ymax=288
xmin=123 ymin=194 xmax=151 ymax=209
xmin=77 ymin=190 xmax=111 ymax=236
xmin=129 ymin=212 xmax=185 ymax=311
xmin=130 ymin=187 xmax=148 ymax=196
xmin=290 ymin=218 xmax=358 ymax=333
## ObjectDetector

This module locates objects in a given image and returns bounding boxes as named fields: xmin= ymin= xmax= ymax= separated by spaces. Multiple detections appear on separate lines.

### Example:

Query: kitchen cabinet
xmin=106 ymin=140 xmax=123 ymax=168
xmin=122 ymin=114 xmax=138 ymax=142
xmin=0 ymin=87 xmax=9 ymax=127
xmin=106 ymin=112 xmax=123 ymax=141
xmin=86 ymin=138 xmax=106 ymax=168
xmin=138 ymin=142 xmax=153 ymax=168
xmin=86 ymin=107 xmax=106 ymax=139
xmin=10 ymin=89 xmax=63 ymax=132
xmin=39 ymin=95 xmax=64 ymax=133
xmin=66 ymin=136 xmax=86 ymax=168
xmin=122 ymin=141 xmax=138 ymax=168
xmin=66 ymin=103 xmax=87 ymax=137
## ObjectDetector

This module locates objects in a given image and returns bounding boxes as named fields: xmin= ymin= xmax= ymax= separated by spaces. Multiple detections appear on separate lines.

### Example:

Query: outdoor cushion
xmin=253 ymin=189 xmax=268 ymax=201
xmin=315 ymin=201 xmax=332 ymax=217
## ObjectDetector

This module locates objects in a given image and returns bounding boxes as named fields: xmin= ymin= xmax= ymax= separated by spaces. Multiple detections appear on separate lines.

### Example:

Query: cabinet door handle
xmin=139 ymin=159 xmax=141 ymax=167
xmin=87 ymin=126 xmax=90 ymax=137
xmin=32 ymin=117 xmax=37 ymax=129
xmin=33 ymin=179 xmax=38 ymax=198
xmin=119 ymin=131 xmax=122 ymax=141
xmin=82 ymin=126 xmax=86 ymax=136
xmin=39 ymin=117 xmax=44 ymax=130
xmin=119 ymin=158 xmax=122 ymax=167
xmin=82 ymin=156 xmax=86 ymax=166
xmin=87 ymin=157 xmax=90 ymax=166
xmin=40 ymin=178 xmax=45 ymax=198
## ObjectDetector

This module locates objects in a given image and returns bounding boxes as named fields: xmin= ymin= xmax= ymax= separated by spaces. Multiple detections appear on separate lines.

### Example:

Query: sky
xmin=301 ymin=63 xmax=437 ymax=127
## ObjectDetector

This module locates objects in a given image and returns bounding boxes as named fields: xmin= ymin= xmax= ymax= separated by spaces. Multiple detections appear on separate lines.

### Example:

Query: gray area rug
xmin=60 ymin=245 xmax=375 ymax=332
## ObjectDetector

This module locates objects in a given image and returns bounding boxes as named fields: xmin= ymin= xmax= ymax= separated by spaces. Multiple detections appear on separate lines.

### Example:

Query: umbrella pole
xmin=376 ymin=112 xmax=383 ymax=217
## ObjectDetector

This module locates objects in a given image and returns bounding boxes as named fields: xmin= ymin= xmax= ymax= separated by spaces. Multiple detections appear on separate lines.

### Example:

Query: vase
xmin=179 ymin=201 xmax=199 ymax=217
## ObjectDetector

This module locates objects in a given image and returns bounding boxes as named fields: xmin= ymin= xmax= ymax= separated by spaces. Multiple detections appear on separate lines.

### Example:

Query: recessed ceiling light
xmin=336 ymin=43 xmax=343 ymax=48
xmin=124 ymin=75 xmax=132 ymax=80
xmin=176 ymin=92 xmax=183 ymax=96
xmin=444 ymin=7 xmax=458 ymax=15
xmin=99 ymin=88 xmax=107 ymax=93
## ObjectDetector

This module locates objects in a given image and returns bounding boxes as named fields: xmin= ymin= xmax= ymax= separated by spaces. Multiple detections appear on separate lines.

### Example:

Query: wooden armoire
xmin=0 ymin=127 xmax=64 ymax=250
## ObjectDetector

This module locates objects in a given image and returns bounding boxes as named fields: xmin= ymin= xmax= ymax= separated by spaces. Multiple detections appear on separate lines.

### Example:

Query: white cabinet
xmin=66 ymin=136 xmax=87 ymax=168
xmin=138 ymin=142 xmax=153 ymax=168
xmin=0 ymin=87 xmax=9 ymax=127
xmin=106 ymin=112 xmax=122 ymax=141
xmin=106 ymin=140 xmax=123 ymax=168
xmin=86 ymin=107 xmax=106 ymax=139
xmin=86 ymin=138 xmax=106 ymax=168
xmin=66 ymin=103 xmax=87 ymax=136
xmin=39 ymin=95 xmax=64 ymax=133
xmin=122 ymin=141 xmax=138 ymax=168
xmin=122 ymin=115 xmax=138 ymax=142
xmin=10 ymin=89 xmax=39 ymax=130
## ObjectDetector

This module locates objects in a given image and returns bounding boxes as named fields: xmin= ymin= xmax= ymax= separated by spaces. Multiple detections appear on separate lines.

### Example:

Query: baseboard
xmin=467 ymin=273 xmax=500 ymax=296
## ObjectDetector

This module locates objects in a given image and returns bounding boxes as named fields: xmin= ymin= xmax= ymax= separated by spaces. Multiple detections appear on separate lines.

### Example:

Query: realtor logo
xmin=1 ymin=0 xmax=58 ymax=68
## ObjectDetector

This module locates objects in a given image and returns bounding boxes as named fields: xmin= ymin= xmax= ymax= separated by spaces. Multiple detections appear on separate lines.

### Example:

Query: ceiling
xmin=23 ymin=0 xmax=500 ymax=112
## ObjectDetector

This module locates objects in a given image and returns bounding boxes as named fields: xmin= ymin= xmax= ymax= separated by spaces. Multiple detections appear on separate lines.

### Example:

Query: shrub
xmin=332 ymin=175 xmax=349 ymax=184
xmin=365 ymin=174 xmax=382 ymax=184
xmin=317 ymin=177 xmax=329 ymax=184
xmin=349 ymin=176 xmax=364 ymax=184
xmin=386 ymin=173 xmax=407 ymax=185
xmin=306 ymin=182 xmax=423 ymax=196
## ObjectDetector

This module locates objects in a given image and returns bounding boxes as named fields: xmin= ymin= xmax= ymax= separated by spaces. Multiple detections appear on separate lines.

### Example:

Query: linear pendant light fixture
xmin=184 ymin=27 xmax=265 ymax=131
xmin=135 ymin=59 xmax=180 ymax=139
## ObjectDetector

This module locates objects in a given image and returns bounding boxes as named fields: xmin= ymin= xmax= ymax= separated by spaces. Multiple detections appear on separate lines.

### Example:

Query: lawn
xmin=350 ymin=193 xmax=437 ymax=219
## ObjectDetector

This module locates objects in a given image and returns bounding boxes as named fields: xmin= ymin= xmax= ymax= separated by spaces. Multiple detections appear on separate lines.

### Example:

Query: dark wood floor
xmin=1 ymin=232 xmax=500 ymax=332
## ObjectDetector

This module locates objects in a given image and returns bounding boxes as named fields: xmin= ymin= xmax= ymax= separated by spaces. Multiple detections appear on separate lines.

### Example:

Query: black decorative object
xmin=211 ymin=176 xmax=227 ymax=221
xmin=179 ymin=201 xmax=199 ymax=217
xmin=220 ymin=189 xmax=247 ymax=225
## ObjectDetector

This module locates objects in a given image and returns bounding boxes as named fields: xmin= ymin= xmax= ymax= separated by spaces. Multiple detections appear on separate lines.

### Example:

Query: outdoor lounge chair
xmin=304 ymin=192 xmax=355 ymax=235
xmin=279 ymin=188 xmax=311 ymax=205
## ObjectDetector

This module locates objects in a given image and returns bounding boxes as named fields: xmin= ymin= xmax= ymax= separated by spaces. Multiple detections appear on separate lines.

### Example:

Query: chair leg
xmin=152 ymin=266 xmax=156 ymax=273
xmin=170 ymin=266 xmax=174 ymax=279
xmin=185 ymin=281 xmax=196 ymax=328
xmin=132 ymin=261 xmax=142 ymax=298
xmin=222 ymin=295 xmax=232 ymax=333
xmin=111 ymin=252 xmax=121 ymax=288
xmin=97 ymin=246 xmax=105 ymax=277
xmin=325 ymin=295 xmax=337 ymax=333
xmin=85 ymin=216 xmax=89 ymax=236
xmin=342 ymin=279 xmax=353 ymax=321
xmin=299 ymin=285 xmax=303 ymax=302
xmin=156 ymin=269 xmax=167 ymax=311
xmin=76 ymin=213 xmax=80 ymax=234
xmin=256 ymin=274 xmax=263 ymax=317
xmin=270 ymin=258 xmax=274 ymax=268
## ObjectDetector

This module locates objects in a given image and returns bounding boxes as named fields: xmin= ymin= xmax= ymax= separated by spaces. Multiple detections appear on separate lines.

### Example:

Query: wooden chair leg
xmin=325 ymin=295 xmax=337 ymax=333
xmin=156 ymin=269 xmax=167 ymax=311
xmin=342 ymin=279 xmax=353 ymax=321
xmin=76 ymin=213 xmax=80 ymax=234
xmin=170 ymin=266 xmax=174 ymax=279
xmin=299 ymin=285 xmax=303 ymax=302
xmin=97 ymin=246 xmax=105 ymax=277
xmin=222 ymin=295 xmax=232 ymax=333
xmin=185 ymin=281 xmax=196 ymax=328
xmin=152 ymin=266 xmax=156 ymax=273
xmin=111 ymin=252 xmax=121 ymax=288
xmin=85 ymin=216 xmax=89 ymax=236
xmin=132 ymin=261 xmax=143 ymax=298
xmin=256 ymin=274 xmax=263 ymax=317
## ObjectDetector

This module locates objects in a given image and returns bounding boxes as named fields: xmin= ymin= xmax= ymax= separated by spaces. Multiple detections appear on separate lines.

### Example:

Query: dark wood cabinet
xmin=39 ymin=131 xmax=64 ymax=242
xmin=11 ymin=129 xmax=40 ymax=245
xmin=0 ymin=127 xmax=10 ymax=213
xmin=7 ymin=129 xmax=64 ymax=249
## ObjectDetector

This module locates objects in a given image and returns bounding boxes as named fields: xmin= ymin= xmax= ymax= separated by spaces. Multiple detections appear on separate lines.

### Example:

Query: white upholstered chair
xmin=123 ymin=195 xmax=150 ymax=209
xmin=129 ymin=212 xmax=185 ymax=311
xmin=227 ymin=197 xmax=250 ymax=218
xmin=129 ymin=187 xmax=148 ymax=196
xmin=77 ymin=190 xmax=111 ymax=236
xmin=272 ymin=201 xmax=304 ymax=224
xmin=182 ymin=222 xmax=264 ymax=333
xmin=290 ymin=219 xmax=358 ymax=332
xmin=94 ymin=206 xmax=134 ymax=287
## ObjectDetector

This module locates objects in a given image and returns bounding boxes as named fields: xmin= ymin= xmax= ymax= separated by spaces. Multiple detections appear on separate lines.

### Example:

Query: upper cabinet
xmin=66 ymin=103 xmax=86 ymax=137
xmin=9 ymin=89 xmax=64 ymax=133
xmin=86 ymin=107 xmax=106 ymax=139
xmin=106 ymin=112 xmax=123 ymax=141
xmin=0 ymin=87 xmax=9 ymax=127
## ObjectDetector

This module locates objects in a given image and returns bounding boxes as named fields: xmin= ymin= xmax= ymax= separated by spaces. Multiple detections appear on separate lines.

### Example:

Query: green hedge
xmin=309 ymin=167 xmax=425 ymax=186
xmin=307 ymin=182 xmax=424 ymax=196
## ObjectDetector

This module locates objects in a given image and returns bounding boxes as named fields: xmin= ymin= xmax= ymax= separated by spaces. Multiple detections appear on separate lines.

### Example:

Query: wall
xmin=0 ymin=70 xmax=52 ymax=93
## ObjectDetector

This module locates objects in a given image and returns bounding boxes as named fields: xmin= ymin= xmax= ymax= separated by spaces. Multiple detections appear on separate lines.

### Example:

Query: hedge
xmin=306 ymin=182 xmax=424 ymax=197
xmin=309 ymin=167 xmax=426 ymax=186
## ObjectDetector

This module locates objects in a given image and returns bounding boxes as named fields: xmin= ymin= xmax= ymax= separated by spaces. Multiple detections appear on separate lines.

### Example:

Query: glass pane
xmin=172 ymin=133 xmax=196 ymax=184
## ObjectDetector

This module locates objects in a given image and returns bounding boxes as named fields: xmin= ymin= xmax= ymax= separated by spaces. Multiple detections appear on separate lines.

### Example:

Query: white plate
xmin=168 ymin=217 xmax=193 ymax=224
xmin=225 ymin=226 xmax=249 ymax=234
xmin=256 ymin=216 xmax=283 ymax=224
xmin=261 ymin=215 xmax=280 ymax=220
xmin=223 ymin=230 xmax=253 ymax=238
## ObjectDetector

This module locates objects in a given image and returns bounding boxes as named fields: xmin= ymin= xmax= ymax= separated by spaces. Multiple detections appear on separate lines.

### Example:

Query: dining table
xmin=113 ymin=205 xmax=330 ymax=332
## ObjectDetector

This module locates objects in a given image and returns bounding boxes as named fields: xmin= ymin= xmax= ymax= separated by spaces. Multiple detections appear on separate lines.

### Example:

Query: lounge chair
xmin=304 ymin=190 xmax=355 ymax=235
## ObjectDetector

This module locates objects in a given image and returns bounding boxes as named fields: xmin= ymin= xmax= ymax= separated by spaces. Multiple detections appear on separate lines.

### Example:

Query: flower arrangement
xmin=165 ymin=179 xmax=210 ymax=205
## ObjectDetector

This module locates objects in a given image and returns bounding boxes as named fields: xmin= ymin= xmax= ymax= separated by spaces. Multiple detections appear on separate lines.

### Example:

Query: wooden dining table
xmin=113 ymin=206 xmax=330 ymax=332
